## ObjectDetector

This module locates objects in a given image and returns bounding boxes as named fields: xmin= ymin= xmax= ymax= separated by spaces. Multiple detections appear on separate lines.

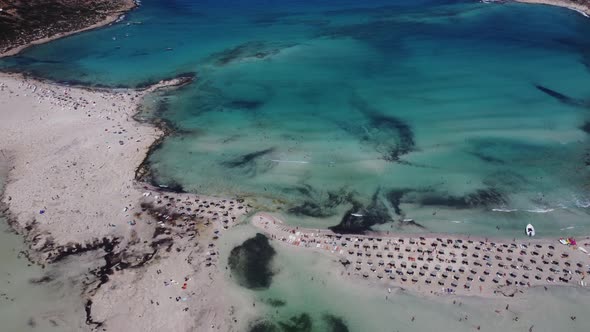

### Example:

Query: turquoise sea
xmin=2 ymin=0 xmax=590 ymax=236
xmin=2 ymin=1 xmax=590 ymax=331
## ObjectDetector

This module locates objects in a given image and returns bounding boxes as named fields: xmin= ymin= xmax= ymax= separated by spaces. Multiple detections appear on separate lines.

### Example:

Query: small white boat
xmin=351 ymin=213 xmax=364 ymax=217
xmin=526 ymin=224 xmax=535 ymax=237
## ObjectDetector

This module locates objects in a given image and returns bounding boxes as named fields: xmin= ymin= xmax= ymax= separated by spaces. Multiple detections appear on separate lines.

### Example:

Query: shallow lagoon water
xmin=222 ymin=224 xmax=590 ymax=332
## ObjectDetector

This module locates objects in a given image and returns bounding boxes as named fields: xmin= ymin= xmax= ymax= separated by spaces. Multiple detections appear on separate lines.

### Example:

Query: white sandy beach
xmin=0 ymin=73 xmax=256 ymax=331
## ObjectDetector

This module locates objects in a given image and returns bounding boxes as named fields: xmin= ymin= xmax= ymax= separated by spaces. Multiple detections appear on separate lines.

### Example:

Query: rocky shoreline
xmin=0 ymin=0 xmax=139 ymax=58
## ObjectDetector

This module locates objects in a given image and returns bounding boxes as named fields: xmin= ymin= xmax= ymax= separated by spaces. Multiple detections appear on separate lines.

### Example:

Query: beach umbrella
xmin=356 ymin=259 xmax=362 ymax=264
xmin=419 ymin=270 xmax=425 ymax=276
xmin=396 ymin=269 xmax=403 ymax=275
xmin=510 ymin=263 xmax=517 ymax=269
xmin=458 ymin=267 xmax=466 ymax=273
xmin=367 ymin=260 xmax=374 ymax=266
xmin=388 ymin=260 xmax=395 ymax=267
xmin=546 ymin=276 xmax=554 ymax=282
xmin=377 ymin=273 xmax=383 ymax=279
xmin=430 ymin=271 xmax=437 ymax=277
xmin=411 ymin=276 xmax=418 ymax=283
xmin=405 ymin=247 xmax=411 ymax=252
xmin=479 ymin=276 xmax=486 ymax=282
xmin=355 ymin=266 xmax=361 ymax=271
xmin=425 ymin=278 xmax=432 ymax=284
xmin=519 ymin=280 xmax=526 ymax=286
xmin=453 ymin=274 xmax=460 ymax=280
xmin=451 ymin=281 xmax=458 ymax=288
xmin=565 ymin=261 xmax=571 ymax=267
xmin=506 ymin=256 xmax=513 ymax=261
xmin=422 ymin=263 xmax=429 ymax=270
xmin=464 ymin=282 xmax=471 ymax=289
xmin=535 ymin=244 xmax=542 ymax=249
xmin=467 ymin=275 xmax=474 ymax=282
xmin=363 ymin=272 xmax=369 ymax=278
xmin=470 ymin=268 xmax=477 ymax=274
xmin=450 ymin=258 xmax=457 ymax=264
xmin=523 ymin=273 xmax=529 ymax=279
xmin=577 ymin=262 xmax=583 ymax=268
xmin=552 ymin=260 xmax=559 ymax=265
xmin=435 ymin=264 xmax=441 ymax=271
xmin=409 ymin=238 xmax=416 ymax=244
xmin=492 ymin=277 xmax=499 ymax=284
xmin=379 ymin=260 xmax=385 ymax=266
xmin=385 ymin=268 xmax=392 ymax=273
xmin=411 ymin=262 xmax=417 ymax=269
xmin=376 ymin=252 xmax=383 ymax=258
xmin=446 ymin=266 xmax=453 ymax=272
xmin=401 ymin=262 xmax=407 ymax=268
xmin=548 ymin=245 xmax=555 ymax=250
xmin=535 ymin=274 xmax=542 ymax=280
xmin=370 ymin=266 xmax=377 ymax=272
xmin=401 ymin=276 xmax=408 ymax=282
xmin=387 ymin=252 xmax=394 ymax=258
xmin=438 ymin=280 xmax=445 ymax=286
xmin=407 ymin=269 xmax=414 ymax=275
xmin=389 ymin=274 xmax=396 ymax=280
xmin=509 ymin=272 xmax=518 ymax=278
xmin=442 ymin=272 xmax=448 ymax=279
xmin=506 ymin=279 xmax=513 ymax=286
xmin=462 ymin=245 xmax=468 ymax=250
xmin=536 ymin=266 xmax=544 ymax=272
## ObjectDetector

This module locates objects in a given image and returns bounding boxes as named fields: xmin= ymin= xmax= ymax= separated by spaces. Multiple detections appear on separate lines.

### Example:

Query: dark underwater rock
xmin=329 ymin=189 xmax=392 ymax=234
xmin=248 ymin=321 xmax=279 ymax=332
xmin=535 ymin=84 xmax=587 ymax=108
xmin=348 ymin=96 xmax=416 ymax=163
xmin=228 ymin=234 xmax=276 ymax=289
xmin=323 ymin=314 xmax=350 ymax=332
xmin=278 ymin=313 xmax=313 ymax=332
xmin=418 ymin=188 xmax=507 ymax=209
xmin=288 ymin=187 xmax=355 ymax=218
xmin=221 ymin=148 xmax=276 ymax=177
